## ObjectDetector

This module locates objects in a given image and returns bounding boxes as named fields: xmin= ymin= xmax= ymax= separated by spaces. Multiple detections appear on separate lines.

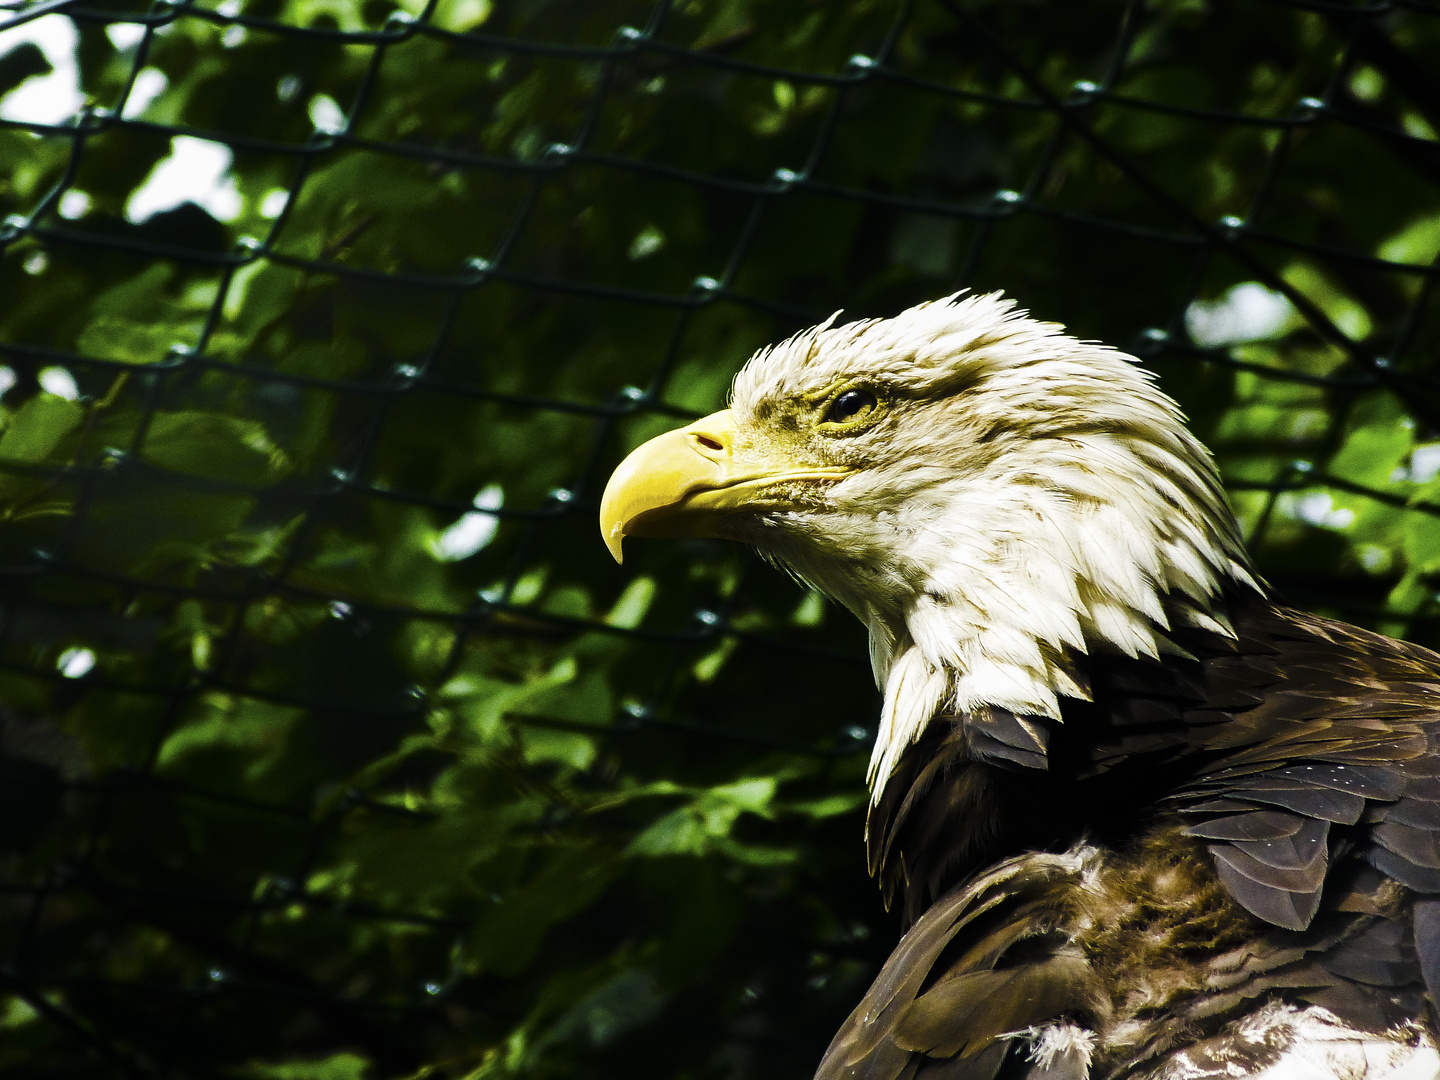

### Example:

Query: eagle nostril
xmin=693 ymin=433 xmax=724 ymax=452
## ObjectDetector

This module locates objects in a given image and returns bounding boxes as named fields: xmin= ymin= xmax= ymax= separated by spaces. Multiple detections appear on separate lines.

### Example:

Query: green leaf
xmin=140 ymin=412 xmax=291 ymax=486
xmin=470 ymin=847 xmax=617 ymax=976
xmin=1379 ymin=213 xmax=1440 ymax=266
xmin=784 ymin=791 xmax=867 ymax=819
xmin=76 ymin=314 xmax=202 ymax=365
xmin=238 ymin=1051 xmax=370 ymax=1080
xmin=626 ymin=778 xmax=778 ymax=857
xmin=535 ymin=969 xmax=666 ymax=1052
xmin=626 ymin=807 xmax=710 ymax=858
xmin=432 ymin=0 xmax=492 ymax=32
xmin=1404 ymin=514 xmax=1440 ymax=575
xmin=1328 ymin=422 xmax=1413 ymax=489
xmin=604 ymin=576 xmax=655 ymax=629
xmin=0 ymin=395 xmax=84 ymax=463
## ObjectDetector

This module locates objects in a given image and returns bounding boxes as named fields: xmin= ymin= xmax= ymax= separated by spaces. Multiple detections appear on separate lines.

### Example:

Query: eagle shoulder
xmin=848 ymin=600 xmax=1440 ymax=1079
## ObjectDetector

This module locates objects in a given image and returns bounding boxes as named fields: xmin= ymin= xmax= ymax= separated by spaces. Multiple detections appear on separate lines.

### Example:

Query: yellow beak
xmin=599 ymin=409 xmax=848 ymax=563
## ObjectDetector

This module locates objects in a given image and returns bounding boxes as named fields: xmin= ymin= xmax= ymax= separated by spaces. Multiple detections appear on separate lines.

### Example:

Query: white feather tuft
xmin=869 ymin=648 xmax=950 ymax=789
xmin=1024 ymin=1022 xmax=1096 ymax=1072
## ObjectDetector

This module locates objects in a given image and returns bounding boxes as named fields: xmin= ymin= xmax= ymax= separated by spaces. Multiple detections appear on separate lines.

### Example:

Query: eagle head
xmin=600 ymin=293 xmax=1258 ymax=794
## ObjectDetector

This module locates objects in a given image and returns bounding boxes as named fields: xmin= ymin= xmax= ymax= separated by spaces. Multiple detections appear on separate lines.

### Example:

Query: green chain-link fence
xmin=0 ymin=0 xmax=1438 ymax=1075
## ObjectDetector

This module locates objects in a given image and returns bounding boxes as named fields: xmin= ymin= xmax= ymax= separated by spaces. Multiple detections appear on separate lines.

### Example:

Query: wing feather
xmin=1209 ymin=845 xmax=1325 ymax=931
xmin=816 ymin=853 xmax=1102 ymax=1080
xmin=851 ymin=596 xmax=1440 ymax=1079
xmin=1229 ymin=817 xmax=1329 ymax=871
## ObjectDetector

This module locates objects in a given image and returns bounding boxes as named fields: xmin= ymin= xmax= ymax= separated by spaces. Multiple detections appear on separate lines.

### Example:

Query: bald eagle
xmin=599 ymin=294 xmax=1440 ymax=1080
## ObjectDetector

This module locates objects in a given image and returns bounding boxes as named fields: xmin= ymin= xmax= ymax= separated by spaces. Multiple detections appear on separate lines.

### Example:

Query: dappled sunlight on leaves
xmin=0 ymin=0 xmax=1438 ymax=1076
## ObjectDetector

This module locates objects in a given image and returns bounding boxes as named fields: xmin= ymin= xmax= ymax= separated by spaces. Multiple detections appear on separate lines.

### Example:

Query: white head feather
xmin=725 ymin=293 xmax=1258 ymax=798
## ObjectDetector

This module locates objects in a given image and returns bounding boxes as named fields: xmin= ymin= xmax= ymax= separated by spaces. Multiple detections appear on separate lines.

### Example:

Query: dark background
xmin=0 ymin=0 xmax=1438 ymax=1075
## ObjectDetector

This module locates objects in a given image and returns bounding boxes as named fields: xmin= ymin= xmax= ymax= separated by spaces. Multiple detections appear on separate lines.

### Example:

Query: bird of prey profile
xmin=598 ymin=293 xmax=1440 ymax=1080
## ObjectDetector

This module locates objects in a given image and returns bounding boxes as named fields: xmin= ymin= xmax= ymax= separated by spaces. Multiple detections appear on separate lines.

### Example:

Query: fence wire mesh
xmin=0 ymin=0 xmax=1439 ymax=1075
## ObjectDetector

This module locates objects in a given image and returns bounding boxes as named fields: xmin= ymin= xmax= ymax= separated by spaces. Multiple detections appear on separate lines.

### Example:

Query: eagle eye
xmin=825 ymin=388 xmax=877 ymax=425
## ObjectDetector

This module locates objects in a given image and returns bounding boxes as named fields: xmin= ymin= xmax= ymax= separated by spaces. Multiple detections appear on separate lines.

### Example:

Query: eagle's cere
xmin=600 ymin=293 xmax=1440 ymax=1079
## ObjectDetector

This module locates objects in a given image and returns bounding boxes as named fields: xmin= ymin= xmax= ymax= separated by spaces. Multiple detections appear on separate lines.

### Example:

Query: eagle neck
xmin=849 ymin=478 xmax=1257 ymax=801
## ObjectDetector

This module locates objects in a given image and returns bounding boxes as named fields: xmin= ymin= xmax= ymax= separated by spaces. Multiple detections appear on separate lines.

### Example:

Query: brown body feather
xmin=822 ymin=596 xmax=1440 ymax=1079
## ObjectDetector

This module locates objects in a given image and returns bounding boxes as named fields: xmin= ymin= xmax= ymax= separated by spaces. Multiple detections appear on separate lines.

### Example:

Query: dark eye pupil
xmin=830 ymin=389 xmax=876 ymax=422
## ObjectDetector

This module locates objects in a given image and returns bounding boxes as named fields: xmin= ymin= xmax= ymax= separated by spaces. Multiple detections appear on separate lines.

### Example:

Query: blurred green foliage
xmin=0 ymin=0 xmax=1438 ymax=1076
